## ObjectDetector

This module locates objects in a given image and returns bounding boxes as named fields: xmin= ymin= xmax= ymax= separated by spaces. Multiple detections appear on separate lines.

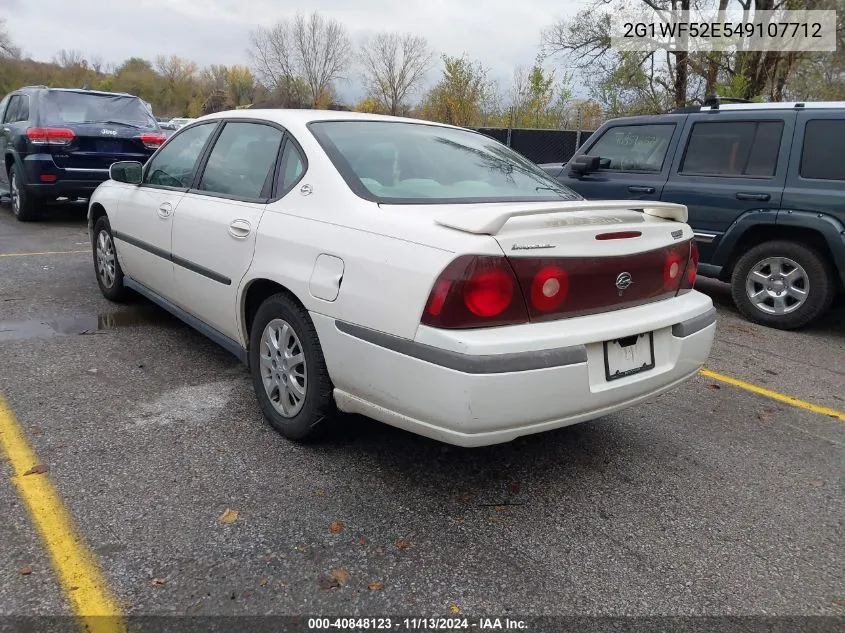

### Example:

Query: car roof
xmin=194 ymin=108 xmax=467 ymax=131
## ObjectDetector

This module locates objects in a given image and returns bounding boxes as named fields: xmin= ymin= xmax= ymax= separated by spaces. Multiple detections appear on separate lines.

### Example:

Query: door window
xmin=198 ymin=122 xmax=284 ymax=199
xmin=3 ymin=95 xmax=21 ymax=124
xmin=144 ymin=122 xmax=217 ymax=189
xmin=680 ymin=120 xmax=783 ymax=177
xmin=800 ymin=119 xmax=845 ymax=181
xmin=586 ymin=124 xmax=675 ymax=172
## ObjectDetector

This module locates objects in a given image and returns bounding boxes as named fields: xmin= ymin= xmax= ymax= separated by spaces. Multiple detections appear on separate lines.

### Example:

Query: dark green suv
xmin=544 ymin=99 xmax=845 ymax=330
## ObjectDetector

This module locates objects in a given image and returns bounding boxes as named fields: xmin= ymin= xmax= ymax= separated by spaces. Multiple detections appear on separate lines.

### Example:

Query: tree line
xmin=1 ymin=0 xmax=843 ymax=131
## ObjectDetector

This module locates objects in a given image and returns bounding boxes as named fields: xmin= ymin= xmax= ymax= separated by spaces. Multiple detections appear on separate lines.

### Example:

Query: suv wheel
xmin=249 ymin=293 xmax=336 ymax=442
xmin=9 ymin=165 xmax=39 ymax=221
xmin=731 ymin=240 xmax=835 ymax=330
xmin=92 ymin=215 xmax=130 ymax=302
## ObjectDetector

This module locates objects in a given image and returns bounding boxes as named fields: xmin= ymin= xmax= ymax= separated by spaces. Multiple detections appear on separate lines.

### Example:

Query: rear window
xmin=308 ymin=120 xmax=581 ymax=204
xmin=39 ymin=91 xmax=157 ymax=128
xmin=680 ymin=121 xmax=783 ymax=177
xmin=800 ymin=119 xmax=845 ymax=181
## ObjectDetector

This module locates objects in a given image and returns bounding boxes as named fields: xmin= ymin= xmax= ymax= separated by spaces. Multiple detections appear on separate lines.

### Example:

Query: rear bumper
xmin=20 ymin=154 xmax=118 ymax=199
xmin=313 ymin=291 xmax=717 ymax=447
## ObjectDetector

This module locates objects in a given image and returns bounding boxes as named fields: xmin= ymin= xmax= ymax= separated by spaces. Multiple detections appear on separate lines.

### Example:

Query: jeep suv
xmin=0 ymin=86 xmax=166 ymax=221
xmin=543 ymin=99 xmax=845 ymax=330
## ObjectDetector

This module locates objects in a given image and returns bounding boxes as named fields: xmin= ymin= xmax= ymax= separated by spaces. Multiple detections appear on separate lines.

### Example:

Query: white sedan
xmin=88 ymin=110 xmax=716 ymax=447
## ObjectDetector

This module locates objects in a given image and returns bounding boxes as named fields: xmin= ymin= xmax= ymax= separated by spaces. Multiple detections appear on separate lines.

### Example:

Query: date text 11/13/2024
xmin=307 ymin=617 xmax=529 ymax=630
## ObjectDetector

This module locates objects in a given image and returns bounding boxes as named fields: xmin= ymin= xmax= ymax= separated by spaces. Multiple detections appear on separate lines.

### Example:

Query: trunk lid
xmin=47 ymin=122 xmax=155 ymax=170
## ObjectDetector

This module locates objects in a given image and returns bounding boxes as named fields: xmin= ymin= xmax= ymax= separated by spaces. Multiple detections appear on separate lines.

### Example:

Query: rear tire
xmin=9 ymin=165 xmax=39 ymax=221
xmin=731 ymin=240 xmax=835 ymax=330
xmin=249 ymin=293 xmax=336 ymax=442
xmin=92 ymin=215 xmax=130 ymax=302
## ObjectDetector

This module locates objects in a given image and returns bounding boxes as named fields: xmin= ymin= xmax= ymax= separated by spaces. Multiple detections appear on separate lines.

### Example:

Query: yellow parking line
xmin=0 ymin=250 xmax=88 ymax=257
xmin=0 ymin=396 xmax=126 ymax=633
xmin=701 ymin=368 xmax=845 ymax=422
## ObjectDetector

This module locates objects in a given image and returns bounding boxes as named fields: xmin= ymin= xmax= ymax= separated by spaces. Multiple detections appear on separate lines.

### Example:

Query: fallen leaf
xmin=707 ymin=384 xmax=721 ymax=390
xmin=23 ymin=464 xmax=47 ymax=476
xmin=449 ymin=603 xmax=460 ymax=614
xmin=494 ymin=505 xmax=508 ymax=511
xmin=259 ymin=578 xmax=269 ymax=587
xmin=329 ymin=569 xmax=351 ymax=585
xmin=319 ymin=576 xmax=340 ymax=590
xmin=30 ymin=427 xmax=42 ymax=436
xmin=69 ymin=586 xmax=79 ymax=591
xmin=151 ymin=578 xmax=166 ymax=586
xmin=374 ymin=547 xmax=384 ymax=554
xmin=218 ymin=508 xmax=239 ymax=524
xmin=357 ymin=536 xmax=367 ymax=545
xmin=764 ymin=369 xmax=778 ymax=376
xmin=368 ymin=581 xmax=385 ymax=591
xmin=315 ymin=489 xmax=325 ymax=497
xmin=395 ymin=539 xmax=410 ymax=550
xmin=329 ymin=521 xmax=344 ymax=534
xmin=810 ymin=479 xmax=826 ymax=488
xmin=832 ymin=598 xmax=845 ymax=608
xmin=18 ymin=566 xmax=32 ymax=575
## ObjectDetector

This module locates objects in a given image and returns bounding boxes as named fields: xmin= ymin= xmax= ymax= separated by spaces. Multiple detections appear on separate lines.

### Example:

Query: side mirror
xmin=109 ymin=161 xmax=143 ymax=185
xmin=567 ymin=154 xmax=601 ymax=178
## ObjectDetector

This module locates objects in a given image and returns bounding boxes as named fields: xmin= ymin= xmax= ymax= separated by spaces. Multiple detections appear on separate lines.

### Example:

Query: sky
xmin=2 ymin=0 xmax=588 ymax=104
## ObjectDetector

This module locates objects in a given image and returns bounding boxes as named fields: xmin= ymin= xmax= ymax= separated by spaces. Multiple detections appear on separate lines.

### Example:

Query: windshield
xmin=309 ymin=120 xmax=582 ymax=204
xmin=40 ymin=91 xmax=157 ymax=128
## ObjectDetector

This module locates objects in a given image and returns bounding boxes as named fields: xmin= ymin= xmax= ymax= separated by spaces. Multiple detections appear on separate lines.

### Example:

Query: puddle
xmin=0 ymin=306 xmax=177 ymax=342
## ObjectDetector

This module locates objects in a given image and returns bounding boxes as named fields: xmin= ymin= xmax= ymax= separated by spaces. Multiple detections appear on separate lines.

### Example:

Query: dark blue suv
xmin=0 ymin=86 xmax=166 ymax=221
xmin=543 ymin=99 xmax=845 ymax=330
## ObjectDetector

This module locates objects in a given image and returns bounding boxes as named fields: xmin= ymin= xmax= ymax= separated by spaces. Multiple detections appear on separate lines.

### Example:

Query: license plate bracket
xmin=603 ymin=331 xmax=655 ymax=381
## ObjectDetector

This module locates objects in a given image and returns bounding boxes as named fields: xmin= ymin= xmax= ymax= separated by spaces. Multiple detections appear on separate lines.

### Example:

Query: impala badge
xmin=511 ymin=243 xmax=555 ymax=250
xmin=615 ymin=272 xmax=633 ymax=294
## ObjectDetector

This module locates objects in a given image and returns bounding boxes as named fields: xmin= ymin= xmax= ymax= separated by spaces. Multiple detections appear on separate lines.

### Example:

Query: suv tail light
xmin=26 ymin=127 xmax=75 ymax=145
xmin=421 ymin=255 xmax=529 ymax=329
xmin=139 ymin=133 xmax=166 ymax=150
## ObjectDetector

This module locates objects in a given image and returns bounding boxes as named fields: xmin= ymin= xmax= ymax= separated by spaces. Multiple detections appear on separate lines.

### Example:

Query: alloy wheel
xmin=259 ymin=318 xmax=307 ymax=417
xmin=745 ymin=256 xmax=809 ymax=315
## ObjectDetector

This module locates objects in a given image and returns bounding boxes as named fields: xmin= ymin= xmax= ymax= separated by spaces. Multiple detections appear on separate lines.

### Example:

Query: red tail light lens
xmin=678 ymin=239 xmax=699 ymax=293
xmin=140 ymin=133 xmax=166 ymax=150
xmin=421 ymin=255 xmax=529 ymax=329
xmin=26 ymin=127 xmax=75 ymax=145
xmin=530 ymin=265 xmax=570 ymax=312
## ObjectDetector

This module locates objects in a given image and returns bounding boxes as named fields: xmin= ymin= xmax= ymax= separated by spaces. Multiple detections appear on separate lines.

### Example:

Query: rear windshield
xmin=308 ymin=120 xmax=582 ymax=204
xmin=39 ymin=91 xmax=157 ymax=128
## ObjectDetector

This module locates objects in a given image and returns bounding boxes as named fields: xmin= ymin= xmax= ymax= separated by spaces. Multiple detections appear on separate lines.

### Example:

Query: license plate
xmin=96 ymin=140 xmax=121 ymax=153
xmin=603 ymin=332 xmax=655 ymax=381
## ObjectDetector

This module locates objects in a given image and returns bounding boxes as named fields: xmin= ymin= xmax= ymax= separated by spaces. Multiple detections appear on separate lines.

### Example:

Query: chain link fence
xmin=470 ymin=127 xmax=598 ymax=165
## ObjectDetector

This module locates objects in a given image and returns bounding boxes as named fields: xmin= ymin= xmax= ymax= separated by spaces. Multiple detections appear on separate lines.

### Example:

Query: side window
xmin=198 ymin=122 xmax=284 ymax=199
xmin=3 ymin=96 xmax=20 ymax=124
xmin=0 ymin=95 xmax=10 ymax=123
xmin=145 ymin=122 xmax=217 ymax=188
xmin=276 ymin=140 xmax=305 ymax=195
xmin=586 ymin=124 xmax=675 ymax=172
xmin=15 ymin=96 xmax=29 ymax=122
xmin=800 ymin=119 xmax=845 ymax=181
xmin=680 ymin=120 xmax=783 ymax=177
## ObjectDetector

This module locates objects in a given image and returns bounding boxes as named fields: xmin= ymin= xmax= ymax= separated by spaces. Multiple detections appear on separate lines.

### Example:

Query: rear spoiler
xmin=435 ymin=200 xmax=689 ymax=235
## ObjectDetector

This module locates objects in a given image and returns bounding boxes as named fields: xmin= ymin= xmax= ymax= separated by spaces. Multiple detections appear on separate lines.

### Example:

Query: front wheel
xmin=92 ymin=215 xmax=130 ymax=302
xmin=249 ymin=293 xmax=336 ymax=442
xmin=730 ymin=240 xmax=835 ymax=330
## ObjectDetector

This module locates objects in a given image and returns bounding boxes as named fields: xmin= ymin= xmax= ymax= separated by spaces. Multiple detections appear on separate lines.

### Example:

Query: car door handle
xmin=735 ymin=192 xmax=770 ymax=201
xmin=157 ymin=202 xmax=173 ymax=218
xmin=627 ymin=185 xmax=655 ymax=194
xmin=228 ymin=219 xmax=251 ymax=239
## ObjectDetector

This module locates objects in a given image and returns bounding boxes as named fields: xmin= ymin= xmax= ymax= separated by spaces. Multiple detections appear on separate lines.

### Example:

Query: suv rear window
xmin=680 ymin=121 xmax=783 ymax=177
xmin=586 ymin=124 xmax=675 ymax=172
xmin=39 ymin=91 xmax=156 ymax=128
xmin=800 ymin=120 xmax=845 ymax=181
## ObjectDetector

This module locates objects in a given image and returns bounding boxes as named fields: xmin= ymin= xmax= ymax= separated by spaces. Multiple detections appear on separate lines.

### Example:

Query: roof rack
xmin=19 ymin=85 xmax=48 ymax=90
xmin=702 ymin=94 xmax=751 ymax=109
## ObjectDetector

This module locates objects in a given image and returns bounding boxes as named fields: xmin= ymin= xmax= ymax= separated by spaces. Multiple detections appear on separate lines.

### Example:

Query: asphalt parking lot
xmin=1 ymin=204 xmax=843 ymax=629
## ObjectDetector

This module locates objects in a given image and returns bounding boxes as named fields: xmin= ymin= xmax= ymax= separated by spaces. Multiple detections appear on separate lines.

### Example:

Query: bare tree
xmin=54 ymin=49 xmax=87 ymax=68
xmin=292 ymin=12 xmax=352 ymax=107
xmin=359 ymin=33 xmax=434 ymax=115
xmin=0 ymin=19 xmax=20 ymax=58
xmin=248 ymin=22 xmax=297 ymax=93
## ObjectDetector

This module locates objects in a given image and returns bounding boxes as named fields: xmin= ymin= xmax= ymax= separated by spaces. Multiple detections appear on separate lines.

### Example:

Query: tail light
xmin=678 ymin=239 xmax=699 ymax=294
xmin=139 ymin=133 xmax=166 ymax=150
xmin=26 ymin=127 xmax=75 ymax=145
xmin=421 ymin=255 xmax=529 ymax=329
